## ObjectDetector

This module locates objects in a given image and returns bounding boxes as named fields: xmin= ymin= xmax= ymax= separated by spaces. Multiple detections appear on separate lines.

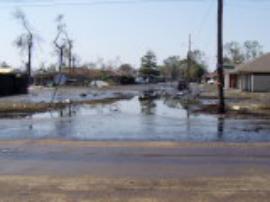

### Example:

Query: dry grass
xmin=0 ymin=97 xmax=123 ymax=114
xmin=1 ymin=139 xmax=270 ymax=149
xmin=201 ymin=84 xmax=270 ymax=102
xmin=197 ymin=84 xmax=270 ymax=116
xmin=0 ymin=175 xmax=269 ymax=202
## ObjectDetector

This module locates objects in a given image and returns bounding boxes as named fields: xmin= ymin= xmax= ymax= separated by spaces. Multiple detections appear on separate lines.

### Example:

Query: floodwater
xmin=0 ymin=87 xmax=135 ymax=103
xmin=0 ymin=96 xmax=270 ymax=142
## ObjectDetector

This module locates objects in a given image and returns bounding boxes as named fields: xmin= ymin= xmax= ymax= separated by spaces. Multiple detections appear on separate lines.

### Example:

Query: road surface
xmin=0 ymin=140 xmax=269 ymax=202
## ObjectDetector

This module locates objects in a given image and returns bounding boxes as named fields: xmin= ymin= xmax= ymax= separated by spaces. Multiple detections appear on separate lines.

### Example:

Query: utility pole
xmin=217 ymin=0 xmax=225 ymax=114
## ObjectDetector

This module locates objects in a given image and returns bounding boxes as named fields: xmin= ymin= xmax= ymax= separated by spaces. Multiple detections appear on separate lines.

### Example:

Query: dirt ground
xmin=0 ymin=140 xmax=269 ymax=202
xmin=1 ymin=175 xmax=269 ymax=202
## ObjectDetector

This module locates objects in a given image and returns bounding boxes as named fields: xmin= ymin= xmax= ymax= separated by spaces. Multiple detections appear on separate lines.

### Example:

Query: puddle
xmin=0 ymin=96 xmax=270 ymax=142
xmin=0 ymin=87 xmax=136 ymax=104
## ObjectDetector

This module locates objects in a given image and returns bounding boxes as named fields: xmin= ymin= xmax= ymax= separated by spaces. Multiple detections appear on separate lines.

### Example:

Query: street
xmin=0 ymin=140 xmax=269 ymax=201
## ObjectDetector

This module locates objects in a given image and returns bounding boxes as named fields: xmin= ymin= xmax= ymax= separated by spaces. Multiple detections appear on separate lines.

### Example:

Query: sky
xmin=0 ymin=0 xmax=269 ymax=71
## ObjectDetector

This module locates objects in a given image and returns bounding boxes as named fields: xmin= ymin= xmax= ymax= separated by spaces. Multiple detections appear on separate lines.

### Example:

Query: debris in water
xmin=80 ymin=93 xmax=87 ymax=97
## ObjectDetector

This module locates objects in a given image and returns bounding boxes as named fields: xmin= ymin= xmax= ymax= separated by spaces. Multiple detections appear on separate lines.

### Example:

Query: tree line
xmin=11 ymin=8 xmax=208 ymax=83
xmin=139 ymin=40 xmax=264 ymax=83
xmin=7 ymin=9 xmax=264 ymax=84
xmin=223 ymin=40 xmax=263 ymax=65
xmin=139 ymin=50 xmax=207 ymax=82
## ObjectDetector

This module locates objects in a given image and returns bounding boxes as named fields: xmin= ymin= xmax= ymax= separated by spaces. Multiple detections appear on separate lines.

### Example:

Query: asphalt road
xmin=0 ymin=140 xmax=269 ymax=201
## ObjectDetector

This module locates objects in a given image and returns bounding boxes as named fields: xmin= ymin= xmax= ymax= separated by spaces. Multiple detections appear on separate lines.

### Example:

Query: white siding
xmin=224 ymin=73 xmax=230 ymax=89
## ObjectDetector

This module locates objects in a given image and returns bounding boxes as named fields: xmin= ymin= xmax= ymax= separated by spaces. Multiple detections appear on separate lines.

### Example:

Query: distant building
xmin=224 ymin=53 xmax=270 ymax=92
xmin=202 ymin=71 xmax=218 ymax=84
xmin=0 ymin=67 xmax=28 ymax=96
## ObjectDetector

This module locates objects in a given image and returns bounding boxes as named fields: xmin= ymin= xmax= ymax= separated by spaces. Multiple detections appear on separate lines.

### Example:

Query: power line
xmin=0 ymin=0 xmax=267 ymax=9
xmin=0 ymin=0 xmax=208 ymax=5
xmin=0 ymin=0 xmax=207 ymax=8
xmin=193 ymin=0 xmax=215 ymax=39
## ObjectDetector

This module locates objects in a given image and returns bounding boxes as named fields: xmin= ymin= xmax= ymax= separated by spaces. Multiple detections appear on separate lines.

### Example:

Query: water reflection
xmin=0 ymin=96 xmax=270 ymax=142
xmin=164 ymin=97 xmax=192 ymax=135
xmin=28 ymin=115 xmax=33 ymax=130
xmin=186 ymin=105 xmax=191 ymax=136
xmin=55 ymin=105 xmax=77 ymax=137
xmin=217 ymin=116 xmax=225 ymax=141
xmin=163 ymin=98 xmax=181 ymax=109
xmin=58 ymin=104 xmax=76 ymax=118
xmin=139 ymin=99 xmax=157 ymax=115
xmin=163 ymin=97 xmax=226 ymax=141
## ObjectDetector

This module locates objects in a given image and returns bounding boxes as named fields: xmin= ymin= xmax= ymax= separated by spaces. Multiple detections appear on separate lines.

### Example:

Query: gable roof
xmin=236 ymin=53 xmax=270 ymax=73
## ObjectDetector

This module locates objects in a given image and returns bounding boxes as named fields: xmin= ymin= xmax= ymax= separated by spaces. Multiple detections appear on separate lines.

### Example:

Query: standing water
xmin=0 ymin=96 xmax=270 ymax=142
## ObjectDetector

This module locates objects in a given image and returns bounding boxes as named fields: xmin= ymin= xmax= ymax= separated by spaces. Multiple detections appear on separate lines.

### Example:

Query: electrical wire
xmin=0 ymin=0 xmax=209 ymax=7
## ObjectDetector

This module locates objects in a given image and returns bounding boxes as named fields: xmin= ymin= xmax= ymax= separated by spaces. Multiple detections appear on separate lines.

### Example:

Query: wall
xmin=224 ymin=72 xmax=238 ymax=89
xmin=238 ymin=74 xmax=252 ymax=92
xmin=224 ymin=73 xmax=230 ymax=89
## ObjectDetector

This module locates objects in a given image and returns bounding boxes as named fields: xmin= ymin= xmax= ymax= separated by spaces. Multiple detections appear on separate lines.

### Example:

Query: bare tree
xmin=53 ymin=14 xmax=67 ymax=72
xmin=243 ymin=40 xmax=263 ymax=61
xmin=224 ymin=41 xmax=245 ymax=65
xmin=53 ymin=14 xmax=75 ymax=73
xmin=224 ymin=41 xmax=263 ymax=65
xmin=14 ymin=9 xmax=34 ymax=79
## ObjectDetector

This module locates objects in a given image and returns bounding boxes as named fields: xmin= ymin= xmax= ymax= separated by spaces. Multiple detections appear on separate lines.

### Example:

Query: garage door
xmin=253 ymin=74 xmax=270 ymax=92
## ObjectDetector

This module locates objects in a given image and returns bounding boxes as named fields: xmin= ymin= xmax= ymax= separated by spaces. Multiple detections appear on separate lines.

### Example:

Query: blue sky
xmin=0 ymin=0 xmax=269 ymax=71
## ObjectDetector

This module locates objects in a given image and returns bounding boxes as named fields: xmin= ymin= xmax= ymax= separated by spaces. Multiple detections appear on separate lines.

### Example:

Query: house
xmin=224 ymin=53 xmax=270 ymax=92
xmin=202 ymin=71 xmax=218 ymax=84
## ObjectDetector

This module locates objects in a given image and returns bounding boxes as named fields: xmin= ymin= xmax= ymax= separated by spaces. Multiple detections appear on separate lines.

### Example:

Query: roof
xmin=0 ymin=67 xmax=15 ymax=74
xmin=236 ymin=53 xmax=270 ymax=73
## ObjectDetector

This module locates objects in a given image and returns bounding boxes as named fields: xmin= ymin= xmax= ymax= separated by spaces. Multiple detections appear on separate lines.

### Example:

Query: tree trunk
xmin=27 ymin=42 xmax=32 ymax=84
xmin=60 ymin=47 xmax=64 ymax=72
xmin=68 ymin=46 xmax=72 ymax=73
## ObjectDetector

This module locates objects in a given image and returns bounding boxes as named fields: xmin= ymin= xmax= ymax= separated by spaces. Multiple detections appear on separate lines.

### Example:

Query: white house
xmin=224 ymin=53 xmax=270 ymax=92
